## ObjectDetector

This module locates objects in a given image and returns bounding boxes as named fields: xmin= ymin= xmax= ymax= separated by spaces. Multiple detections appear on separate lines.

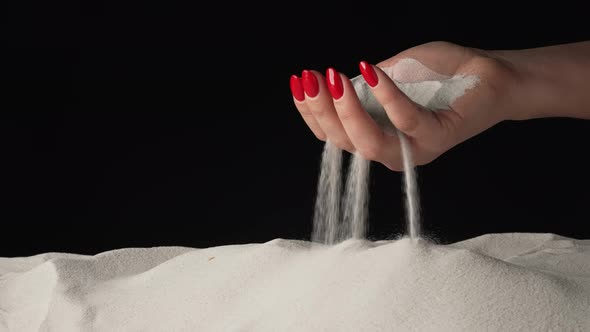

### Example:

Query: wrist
xmin=486 ymin=49 xmax=554 ymax=121
xmin=488 ymin=42 xmax=590 ymax=121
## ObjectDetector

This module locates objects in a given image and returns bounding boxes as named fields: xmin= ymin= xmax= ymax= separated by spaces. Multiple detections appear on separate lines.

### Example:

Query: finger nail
xmin=326 ymin=68 xmax=344 ymax=100
xmin=290 ymin=75 xmax=305 ymax=101
xmin=301 ymin=70 xmax=319 ymax=98
xmin=359 ymin=61 xmax=378 ymax=87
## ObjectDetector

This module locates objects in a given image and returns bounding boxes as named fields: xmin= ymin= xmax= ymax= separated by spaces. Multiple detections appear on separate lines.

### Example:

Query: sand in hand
xmin=1 ymin=234 xmax=589 ymax=331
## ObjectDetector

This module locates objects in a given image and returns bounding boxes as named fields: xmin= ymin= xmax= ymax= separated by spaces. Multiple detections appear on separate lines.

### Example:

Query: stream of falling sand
xmin=398 ymin=132 xmax=420 ymax=240
xmin=342 ymin=152 xmax=371 ymax=240
xmin=312 ymin=138 xmax=418 ymax=245
xmin=310 ymin=143 xmax=373 ymax=244
xmin=311 ymin=141 xmax=342 ymax=245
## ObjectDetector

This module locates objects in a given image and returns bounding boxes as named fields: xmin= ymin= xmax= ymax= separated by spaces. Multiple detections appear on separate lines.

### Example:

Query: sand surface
xmin=1 ymin=233 xmax=589 ymax=331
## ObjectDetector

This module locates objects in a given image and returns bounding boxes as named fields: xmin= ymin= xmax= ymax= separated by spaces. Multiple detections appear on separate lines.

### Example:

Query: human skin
xmin=289 ymin=41 xmax=590 ymax=171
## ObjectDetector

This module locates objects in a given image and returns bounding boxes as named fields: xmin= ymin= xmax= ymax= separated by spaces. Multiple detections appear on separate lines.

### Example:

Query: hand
xmin=289 ymin=41 xmax=517 ymax=171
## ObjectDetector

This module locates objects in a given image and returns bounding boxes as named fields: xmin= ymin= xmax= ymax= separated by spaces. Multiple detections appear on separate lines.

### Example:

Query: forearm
xmin=492 ymin=41 xmax=590 ymax=120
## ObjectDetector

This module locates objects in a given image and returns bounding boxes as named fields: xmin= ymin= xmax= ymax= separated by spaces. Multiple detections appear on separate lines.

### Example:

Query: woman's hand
xmin=289 ymin=41 xmax=517 ymax=171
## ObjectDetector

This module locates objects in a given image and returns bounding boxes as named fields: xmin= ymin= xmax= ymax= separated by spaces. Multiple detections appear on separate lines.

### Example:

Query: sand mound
xmin=1 ymin=234 xmax=589 ymax=331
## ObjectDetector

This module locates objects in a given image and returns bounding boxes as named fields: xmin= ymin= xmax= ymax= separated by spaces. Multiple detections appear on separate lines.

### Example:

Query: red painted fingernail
xmin=290 ymin=75 xmax=305 ymax=101
xmin=359 ymin=61 xmax=378 ymax=87
xmin=301 ymin=70 xmax=319 ymax=98
xmin=326 ymin=68 xmax=343 ymax=100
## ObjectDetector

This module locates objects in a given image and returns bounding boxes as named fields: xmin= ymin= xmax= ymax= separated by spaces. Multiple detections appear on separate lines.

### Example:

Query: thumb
xmin=359 ymin=61 xmax=445 ymax=140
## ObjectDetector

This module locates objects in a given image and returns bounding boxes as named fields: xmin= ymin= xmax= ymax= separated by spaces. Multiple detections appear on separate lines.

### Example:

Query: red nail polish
xmin=290 ymin=75 xmax=305 ymax=101
xmin=359 ymin=61 xmax=378 ymax=87
xmin=301 ymin=70 xmax=319 ymax=98
xmin=326 ymin=68 xmax=343 ymax=99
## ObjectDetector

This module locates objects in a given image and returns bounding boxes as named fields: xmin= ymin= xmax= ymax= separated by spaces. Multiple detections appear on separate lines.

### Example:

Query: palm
xmin=376 ymin=42 xmax=512 ymax=166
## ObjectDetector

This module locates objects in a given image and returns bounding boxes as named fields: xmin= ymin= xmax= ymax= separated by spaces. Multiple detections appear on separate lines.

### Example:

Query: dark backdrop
xmin=2 ymin=1 xmax=589 ymax=256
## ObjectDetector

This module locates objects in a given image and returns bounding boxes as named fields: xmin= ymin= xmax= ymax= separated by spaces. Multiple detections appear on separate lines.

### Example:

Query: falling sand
xmin=313 ymin=58 xmax=479 ymax=244
xmin=342 ymin=152 xmax=370 ymax=240
xmin=311 ymin=142 xmax=342 ymax=245
xmin=399 ymin=132 xmax=420 ymax=239
xmin=313 ymin=147 xmax=371 ymax=245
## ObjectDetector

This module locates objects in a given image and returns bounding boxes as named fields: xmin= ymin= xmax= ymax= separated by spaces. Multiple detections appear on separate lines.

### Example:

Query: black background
xmin=2 ymin=1 xmax=589 ymax=256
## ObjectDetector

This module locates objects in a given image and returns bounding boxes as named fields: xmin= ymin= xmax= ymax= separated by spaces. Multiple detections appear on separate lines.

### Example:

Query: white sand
xmin=1 ymin=233 xmax=589 ymax=331
xmin=312 ymin=140 xmax=343 ymax=244
xmin=342 ymin=152 xmax=370 ymax=240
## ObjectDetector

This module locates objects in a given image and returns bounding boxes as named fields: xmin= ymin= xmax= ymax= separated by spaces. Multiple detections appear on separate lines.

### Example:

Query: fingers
xmin=288 ymin=67 xmax=405 ymax=170
xmin=290 ymin=75 xmax=327 ymax=141
xmin=327 ymin=68 xmax=401 ymax=166
xmin=289 ymin=61 xmax=455 ymax=170
xmin=359 ymin=61 xmax=445 ymax=141
xmin=299 ymin=70 xmax=354 ymax=152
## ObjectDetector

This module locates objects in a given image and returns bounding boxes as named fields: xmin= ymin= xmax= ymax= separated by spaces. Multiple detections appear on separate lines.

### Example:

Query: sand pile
xmin=1 ymin=233 xmax=589 ymax=331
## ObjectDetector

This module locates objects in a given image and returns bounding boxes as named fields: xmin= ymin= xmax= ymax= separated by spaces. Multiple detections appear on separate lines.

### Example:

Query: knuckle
xmin=314 ymin=132 xmax=327 ymax=141
xmin=309 ymin=105 xmax=328 ymax=118
xmin=395 ymin=112 xmax=419 ymax=133
xmin=380 ymin=92 xmax=399 ymax=110
xmin=336 ymin=109 xmax=355 ymax=122
xmin=332 ymin=138 xmax=352 ymax=152
xmin=358 ymin=144 xmax=382 ymax=161
xmin=385 ymin=160 xmax=404 ymax=172
xmin=299 ymin=109 xmax=315 ymax=120
xmin=414 ymin=152 xmax=437 ymax=166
